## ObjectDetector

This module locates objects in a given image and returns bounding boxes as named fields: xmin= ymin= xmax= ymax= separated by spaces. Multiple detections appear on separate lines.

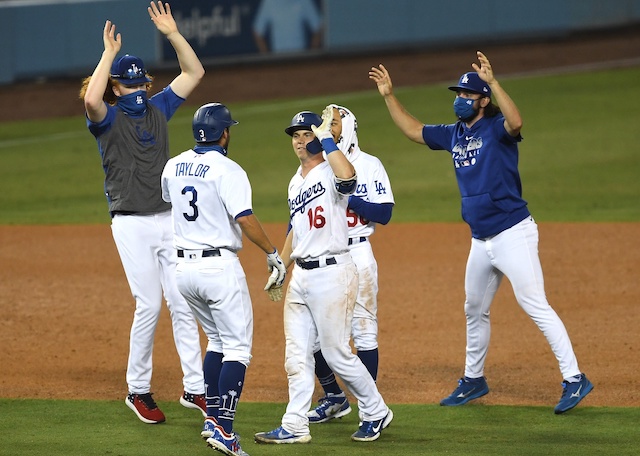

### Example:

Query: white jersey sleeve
xmin=347 ymin=151 xmax=395 ymax=238
xmin=288 ymin=162 xmax=350 ymax=260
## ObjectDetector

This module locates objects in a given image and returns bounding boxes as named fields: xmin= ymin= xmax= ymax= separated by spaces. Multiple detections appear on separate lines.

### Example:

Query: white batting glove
xmin=311 ymin=105 xmax=334 ymax=141
xmin=265 ymin=249 xmax=286 ymax=288
xmin=264 ymin=270 xmax=284 ymax=302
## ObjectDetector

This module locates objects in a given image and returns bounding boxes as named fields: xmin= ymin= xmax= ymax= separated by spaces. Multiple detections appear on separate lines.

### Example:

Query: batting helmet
xmin=110 ymin=55 xmax=152 ymax=86
xmin=448 ymin=72 xmax=491 ymax=97
xmin=192 ymin=103 xmax=239 ymax=143
xmin=285 ymin=111 xmax=322 ymax=136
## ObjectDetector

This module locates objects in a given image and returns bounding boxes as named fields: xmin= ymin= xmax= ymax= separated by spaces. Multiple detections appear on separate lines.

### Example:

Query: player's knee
xmin=284 ymin=356 xmax=304 ymax=375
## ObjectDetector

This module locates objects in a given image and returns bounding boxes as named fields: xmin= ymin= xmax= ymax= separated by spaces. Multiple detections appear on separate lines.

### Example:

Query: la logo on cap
xmin=462 ymin=74 xmax=469 ymax=83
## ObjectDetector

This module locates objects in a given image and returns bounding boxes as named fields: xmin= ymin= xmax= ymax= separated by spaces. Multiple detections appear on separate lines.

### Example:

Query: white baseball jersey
xmin=331 ymin=104 xmax=394 ymax=239
xmin=161 ymin=148 xmax=253 ymax=251
xmin=287 ymin=161 xmax=350 ymax=260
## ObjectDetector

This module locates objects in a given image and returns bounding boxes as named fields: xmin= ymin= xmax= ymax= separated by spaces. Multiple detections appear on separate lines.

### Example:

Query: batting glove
xmin=265 ymin=249 xmax=286 ymax=288
xmin=264 ymin=270 xmax=284 ymax=302
xmin=311 ymin=105 xmax=339 ymax=154
xmin=311 ymin=105 xmax=333 ymax=140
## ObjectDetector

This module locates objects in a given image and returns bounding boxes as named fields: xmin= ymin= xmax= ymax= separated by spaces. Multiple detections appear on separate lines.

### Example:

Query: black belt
xmin=348 ymin=237 xmax=367 ymax=246
xmin=177 ymin=249 xmax=221 ymax=258
xmin=296 ymin=257 xmax=337 ymax=270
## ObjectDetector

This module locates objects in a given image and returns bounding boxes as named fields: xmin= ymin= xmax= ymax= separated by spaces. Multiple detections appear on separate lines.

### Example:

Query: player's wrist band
xmin=321 ymin=138 xmax=339 ymax=154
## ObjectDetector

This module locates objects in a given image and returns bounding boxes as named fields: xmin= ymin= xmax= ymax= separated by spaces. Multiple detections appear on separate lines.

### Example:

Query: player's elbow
xmin=186 ymin=67 xmax=205 ymax=88
xmin=506 ymin=117 xmax=523 ymax=136
xmin=195 ymin=66 xmax=205 ymax=82
xmin=335 ymin=173 xmax=357 ymax=195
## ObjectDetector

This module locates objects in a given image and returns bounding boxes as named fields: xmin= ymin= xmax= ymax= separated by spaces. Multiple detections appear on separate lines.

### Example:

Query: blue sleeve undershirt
xmin=348 ymin=196 xmax=393 ymax=225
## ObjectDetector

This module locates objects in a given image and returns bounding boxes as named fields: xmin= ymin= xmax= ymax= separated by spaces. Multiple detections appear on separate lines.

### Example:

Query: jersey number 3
xmin=181 ymin=186 xmax=198 ymax=221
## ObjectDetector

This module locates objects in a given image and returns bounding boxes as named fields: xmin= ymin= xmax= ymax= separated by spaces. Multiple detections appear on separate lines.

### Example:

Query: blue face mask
xmin=453 ymin=96 xmax=478 ymax=121
xmin=117 ymin=90 xmax=147 ymax=117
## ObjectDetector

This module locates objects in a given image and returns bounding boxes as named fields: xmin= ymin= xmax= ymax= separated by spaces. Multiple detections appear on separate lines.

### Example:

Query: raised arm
xmin=83 ymin=20 xmax=121 ymax=122
xmin=473 ymin=51 xmax=522 ymax=136
xmin=369 ymin=64 xmax=426 ymax=144
xmin=148 ymin=1 xmax=204 ymax=99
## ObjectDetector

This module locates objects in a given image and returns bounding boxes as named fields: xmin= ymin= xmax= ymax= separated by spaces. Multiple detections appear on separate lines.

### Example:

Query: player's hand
xmin=311 ymin=105 xmax=334 ymax=141
xmin=264 ymin=274 xmax=283 ymax=302
xmin=102 ymin=20 xmax=122 ymax=56
xmin=266 ymin=249 xmax=286 ymax=287
xmin=472 ymin=51 xmax=495 ymax=85
xmin=369 ymin=64 xmax=393 ymax=97
xmin=148 ymin=1 xmax=178 ymax=37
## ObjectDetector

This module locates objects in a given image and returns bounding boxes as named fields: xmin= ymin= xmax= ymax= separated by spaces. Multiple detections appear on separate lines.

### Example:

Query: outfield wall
xmin=1 ymin=0 xmax=639 ymax=84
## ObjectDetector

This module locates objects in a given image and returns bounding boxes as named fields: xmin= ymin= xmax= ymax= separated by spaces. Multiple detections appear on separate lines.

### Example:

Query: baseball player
xmin=306 ymin=104 xmax=395 ymax=423
xmin=369 ymin=51 xmax=593 ymax=414
xmin=254 ymin=106 xmax=393 ymax=445
xmin=80 ymin=2 xmax=206 ymax=423
xmin=162 ymin=102 xmax=286 ymax=456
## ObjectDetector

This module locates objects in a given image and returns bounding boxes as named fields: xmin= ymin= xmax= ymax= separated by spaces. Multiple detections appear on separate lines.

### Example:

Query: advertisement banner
xmin=163 ymin=0 xmax=324 ymax=60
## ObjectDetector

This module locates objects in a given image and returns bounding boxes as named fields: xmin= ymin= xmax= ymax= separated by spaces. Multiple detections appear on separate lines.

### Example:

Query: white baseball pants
xmin=111 ymin=211 xmax=204 ymax=394
xmin=463 ymin=216 xmax=581 ymax=380
xmin=281 ymin=255 xmax=388 ymax=435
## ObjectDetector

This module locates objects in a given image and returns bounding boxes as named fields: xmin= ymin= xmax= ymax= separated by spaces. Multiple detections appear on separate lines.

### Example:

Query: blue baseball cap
xmin=448 ymin=72 xmax=491 ymax=97
xmin=110 ymin=55 xmax=152 ymax=86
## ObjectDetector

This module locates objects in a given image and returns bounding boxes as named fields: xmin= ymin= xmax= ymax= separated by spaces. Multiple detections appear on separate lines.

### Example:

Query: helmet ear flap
xmin=192 ymin=103 xmax=238 ymax=143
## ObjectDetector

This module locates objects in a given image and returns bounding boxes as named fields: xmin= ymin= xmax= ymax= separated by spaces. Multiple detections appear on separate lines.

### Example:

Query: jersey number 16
xmin=307 ymin=206 xmax=326 ymax=228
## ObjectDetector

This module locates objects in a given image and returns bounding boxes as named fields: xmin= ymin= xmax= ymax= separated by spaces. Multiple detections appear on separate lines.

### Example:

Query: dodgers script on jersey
xmin=161 ymin=148 xmax=253 ymax=251
xmin=288 ymin=161 xmax=351 ymax=260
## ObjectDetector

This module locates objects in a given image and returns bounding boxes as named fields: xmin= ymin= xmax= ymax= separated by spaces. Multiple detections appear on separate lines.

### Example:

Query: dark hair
xmin=483 ymin=99 xmax=501 ymax=118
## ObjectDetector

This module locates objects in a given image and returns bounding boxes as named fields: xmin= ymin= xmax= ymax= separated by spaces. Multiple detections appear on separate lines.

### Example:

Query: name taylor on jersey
xmin=172 ymin=161 xmax=210 ymax=178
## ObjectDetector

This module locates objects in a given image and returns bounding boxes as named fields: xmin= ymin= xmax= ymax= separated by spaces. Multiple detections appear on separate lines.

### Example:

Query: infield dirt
xmin=1 ymin=26 xmax=639 ymax=408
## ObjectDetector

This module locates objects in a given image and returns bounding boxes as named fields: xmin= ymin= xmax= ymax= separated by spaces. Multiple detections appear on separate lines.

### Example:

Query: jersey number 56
xmin=347 ymin=207 xmax=367 ymax=227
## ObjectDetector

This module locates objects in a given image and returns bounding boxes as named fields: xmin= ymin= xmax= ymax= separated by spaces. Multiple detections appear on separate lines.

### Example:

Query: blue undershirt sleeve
xmin=348 ymin=196 xmax=394 ymax=225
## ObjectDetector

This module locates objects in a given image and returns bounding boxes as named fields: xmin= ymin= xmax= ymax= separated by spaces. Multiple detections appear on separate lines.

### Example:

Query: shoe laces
xmin=137 ymin=393 xmax=159 ymax=410
xmin=559 ymin=376 xmax=582 ymax=398
xmin=318 ymin=394 xmax=344 ymax=407
xmin=183 ymin=391 xmax=197 ymax=402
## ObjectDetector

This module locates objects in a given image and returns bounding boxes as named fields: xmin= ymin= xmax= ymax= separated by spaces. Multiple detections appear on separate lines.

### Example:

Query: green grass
xmin=1 ymin=400 xmax=638 ymax=456
xmin=1 ymin=66 xmax=639 ymax=224
xmin=1 ymin=65 xmax=638 ymax=455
